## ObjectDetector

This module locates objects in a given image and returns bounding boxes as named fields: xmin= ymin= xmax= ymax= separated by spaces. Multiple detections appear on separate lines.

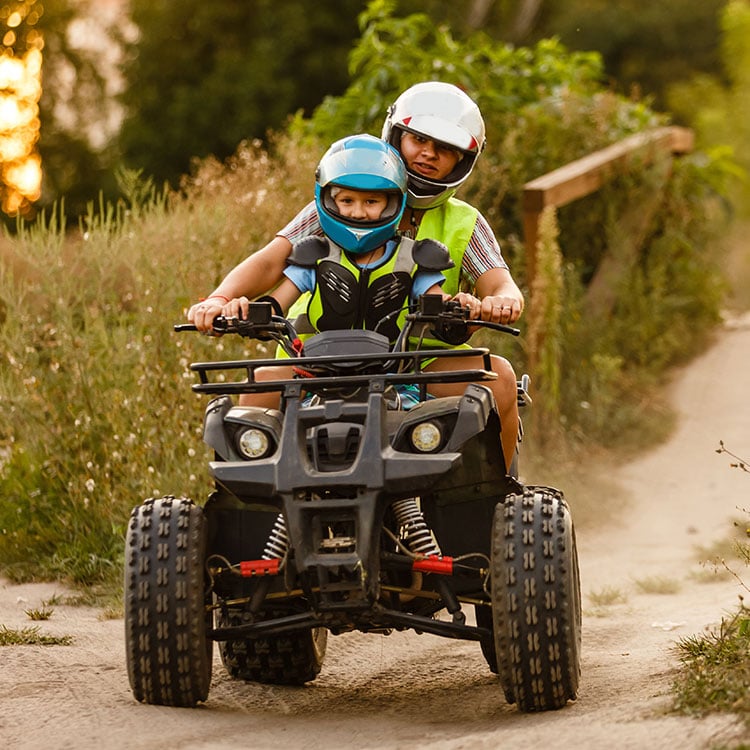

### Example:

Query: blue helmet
xmin=315 ymin=134 xmax=407 ymax=255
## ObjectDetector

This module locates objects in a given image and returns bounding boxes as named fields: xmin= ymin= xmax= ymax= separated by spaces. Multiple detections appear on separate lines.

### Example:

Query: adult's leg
xmin=424 ymin=353 xmax=519 ymax=473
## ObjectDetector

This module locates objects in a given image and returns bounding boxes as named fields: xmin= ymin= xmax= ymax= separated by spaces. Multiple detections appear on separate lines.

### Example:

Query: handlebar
xmin=176 ymin=295 xmax=519 ymax=353
xmin=175 ymin=303 xmax=300 ymax=356
xmin=405 ymin=295 xmax=520 ymax=343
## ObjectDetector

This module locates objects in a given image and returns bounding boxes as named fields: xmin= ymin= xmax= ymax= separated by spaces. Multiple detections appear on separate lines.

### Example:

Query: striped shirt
xmin=277 ymin=201 xmax=508 ymax=288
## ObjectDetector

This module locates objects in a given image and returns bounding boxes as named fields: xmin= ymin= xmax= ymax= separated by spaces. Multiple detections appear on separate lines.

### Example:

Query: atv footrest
xmin=371 ymin=607 xmax=490 ymax=642
xmin=210 ymin=611 xmax=320 ymax=641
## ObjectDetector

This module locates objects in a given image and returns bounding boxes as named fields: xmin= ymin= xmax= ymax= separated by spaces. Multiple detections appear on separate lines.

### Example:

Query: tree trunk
xmin=509 ymin=0 xmax=544 ymax=41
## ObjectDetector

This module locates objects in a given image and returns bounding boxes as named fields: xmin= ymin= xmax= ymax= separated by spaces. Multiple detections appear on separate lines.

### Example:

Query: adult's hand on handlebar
xmin=445 ymin=291 xmax=522 ymax=338
xmin=188 ymin=294 xmax=260 ymax=333
xmin=187 ymin=297 xmax=226 ymax=333
xmin=479 ymin=294 xmax=522 ymax=325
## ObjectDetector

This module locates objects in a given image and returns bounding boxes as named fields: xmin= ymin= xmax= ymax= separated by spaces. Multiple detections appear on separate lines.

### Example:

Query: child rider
xmin=238 ymin=133 xmax=453 ymax=409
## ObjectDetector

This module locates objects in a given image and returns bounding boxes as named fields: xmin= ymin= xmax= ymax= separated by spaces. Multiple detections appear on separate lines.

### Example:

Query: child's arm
xmin=270 ymin=278 xmax=303 ymax=315
xmin=424 ymin=282 xmax=447 ymax=298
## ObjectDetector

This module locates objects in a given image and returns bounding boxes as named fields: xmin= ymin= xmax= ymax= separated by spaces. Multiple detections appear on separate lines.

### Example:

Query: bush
xmin=672 ymin=448 xmax=749 ymax=725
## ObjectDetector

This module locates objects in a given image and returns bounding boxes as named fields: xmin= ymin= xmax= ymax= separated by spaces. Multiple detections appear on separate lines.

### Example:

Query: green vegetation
xmin=667 ymin=0 xmax=750 ymax=216
xmin=673 ymin=608 xmax=750 ymax=724
xmin=0 ymin=144 xmax=317 ymax=587
xmin=119 ymin=0 xmax=362 ymax=187
xmin=672 ymin=452 xmax=750 ymax=726
xmin=0 ymin=3 xmax=736 ymax=595
xmin=24 ymin=605 xmax=54 ymax=621
xmin=0 ymin=625 xmax=72 ymax=646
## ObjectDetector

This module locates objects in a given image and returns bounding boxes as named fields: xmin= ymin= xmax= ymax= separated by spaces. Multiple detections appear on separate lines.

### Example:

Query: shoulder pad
xmin=412 ymin=238 xmax=454 ymax=272
xmin=289 ymin=236 xmax=330 ymax=267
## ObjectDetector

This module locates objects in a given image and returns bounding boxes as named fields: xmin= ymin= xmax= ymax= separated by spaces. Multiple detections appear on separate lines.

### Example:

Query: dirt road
xmin=2 ymin=315 xmax=749 ymax=750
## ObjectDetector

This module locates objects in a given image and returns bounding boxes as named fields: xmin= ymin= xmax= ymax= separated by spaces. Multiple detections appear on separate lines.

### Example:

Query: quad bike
xmin=124 ymin=295 xmax=581 ymax=712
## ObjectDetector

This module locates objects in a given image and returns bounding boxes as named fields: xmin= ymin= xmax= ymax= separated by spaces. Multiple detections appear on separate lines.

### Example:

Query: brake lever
xmin=473 ymin=320 xmax=521 ymax=336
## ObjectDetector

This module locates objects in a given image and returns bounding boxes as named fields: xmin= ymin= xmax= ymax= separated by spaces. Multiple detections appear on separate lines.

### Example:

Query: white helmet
xmin=381 ymin=81 xmax=486 ymax=209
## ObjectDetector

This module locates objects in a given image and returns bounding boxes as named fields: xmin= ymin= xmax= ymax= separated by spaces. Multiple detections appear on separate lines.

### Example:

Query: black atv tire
xmin=490 ymin=486 xmax=581 ymax=712
xmin=217 ymin=608 xmax=327 ymax=685
xmin=124 ymin=496 xmax=212 ymax=706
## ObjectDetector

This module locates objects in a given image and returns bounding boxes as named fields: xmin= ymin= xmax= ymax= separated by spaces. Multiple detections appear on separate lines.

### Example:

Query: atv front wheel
xmin=218 ymin=608 xmax=327 ymax=685
xmin=490 ymin=486 xmax=581 ymax=711
xmin=124 ymin=496 xmax=213 ymax=706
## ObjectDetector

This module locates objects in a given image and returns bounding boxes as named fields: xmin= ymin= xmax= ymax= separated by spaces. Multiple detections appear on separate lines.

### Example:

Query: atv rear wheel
xmin=490 ymin=486 xmax=581 ymax=711
xmin=217 ymin=608 xmax=327 ymax=685
xmin=124 ymin=496 xmax=212 ymax=706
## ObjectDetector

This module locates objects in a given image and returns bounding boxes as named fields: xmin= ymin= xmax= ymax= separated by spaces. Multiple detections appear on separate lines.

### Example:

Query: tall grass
xmin=0 ymin=138 xmax=320 ymax=585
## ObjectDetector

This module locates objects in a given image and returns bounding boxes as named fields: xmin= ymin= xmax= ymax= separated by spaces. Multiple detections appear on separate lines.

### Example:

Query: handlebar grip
xmin=484 ymin=322 xmax=521 ymax=336
xmin=175 ymin=316 xmax=229 ymax=333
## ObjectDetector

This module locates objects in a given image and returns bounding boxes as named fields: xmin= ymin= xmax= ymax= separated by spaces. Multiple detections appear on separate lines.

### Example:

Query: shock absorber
xmin=391 ymin=497 xmax=464 ymax=624
xmin=248 ymin=512 xmax=289 ymax=614
xmin=262 ymin=513 xmax=290 ymax=559
xmin=391 ymin=497 xmax=441 ymax=557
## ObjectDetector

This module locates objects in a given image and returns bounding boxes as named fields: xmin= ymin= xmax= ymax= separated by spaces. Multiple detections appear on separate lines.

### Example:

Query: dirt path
xmin=2 ymin=316 xmax=750 ymax=750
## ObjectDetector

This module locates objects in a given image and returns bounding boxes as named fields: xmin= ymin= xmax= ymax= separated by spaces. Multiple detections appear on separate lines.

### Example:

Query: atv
xmin=124 ymin=294 xmax=581 ymax=712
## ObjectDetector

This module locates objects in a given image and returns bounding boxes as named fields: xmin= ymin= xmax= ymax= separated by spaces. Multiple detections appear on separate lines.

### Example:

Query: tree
xmin=528 ymin=0 xmax=728 ymax=110
xmin=118 ymin=0 xmax=365 ymax=187
xmin=397 ymin=1 xmax=728 ymax=111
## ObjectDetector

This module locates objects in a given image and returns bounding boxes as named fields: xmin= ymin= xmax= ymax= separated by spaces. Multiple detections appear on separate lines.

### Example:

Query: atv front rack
xmin=189 ymin=346 xmax=496 ymax=397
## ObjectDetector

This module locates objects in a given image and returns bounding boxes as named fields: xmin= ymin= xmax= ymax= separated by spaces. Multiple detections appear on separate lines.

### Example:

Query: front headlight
xmin=410 ymin=421 xmax=442 ymax=453
xmin=237 ymin=428 xmax=271 ymax=459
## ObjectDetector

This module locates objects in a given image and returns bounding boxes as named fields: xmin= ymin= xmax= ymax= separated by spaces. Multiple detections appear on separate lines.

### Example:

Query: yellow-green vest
xmin=279 ymin=199 xmax=478 ymax=355
xmin=415 ymin=197 xmax=479 ymax=295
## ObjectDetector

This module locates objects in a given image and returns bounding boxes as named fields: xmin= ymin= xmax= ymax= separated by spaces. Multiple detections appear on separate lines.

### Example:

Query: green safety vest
xmin=408 ymin=198 xmax=479 ymax=351
xmin=415 ymin=197 xmax=479 ymax=296
xmin=279 ymin=199 xmax=479 ymax=355
xmin=305 ymin=240 xmax=418 ymax=342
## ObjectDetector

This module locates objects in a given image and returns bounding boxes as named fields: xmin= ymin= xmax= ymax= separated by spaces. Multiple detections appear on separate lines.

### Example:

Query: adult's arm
xmin=188 ymin=235 xmax=293 ymax=331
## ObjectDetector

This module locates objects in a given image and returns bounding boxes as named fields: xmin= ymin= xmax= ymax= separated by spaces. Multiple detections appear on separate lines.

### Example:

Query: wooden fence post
xmin=521 ymin=126 xmax=694 ymax=377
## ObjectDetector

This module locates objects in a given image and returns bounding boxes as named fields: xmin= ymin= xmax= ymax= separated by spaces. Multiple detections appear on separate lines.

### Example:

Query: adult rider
xmin=188 ymin=81 xmax=524 ymax=474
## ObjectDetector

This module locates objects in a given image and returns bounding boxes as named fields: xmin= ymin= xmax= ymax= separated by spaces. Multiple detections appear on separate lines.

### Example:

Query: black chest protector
xmin=289 ymin=235 xmax=453 ymax=343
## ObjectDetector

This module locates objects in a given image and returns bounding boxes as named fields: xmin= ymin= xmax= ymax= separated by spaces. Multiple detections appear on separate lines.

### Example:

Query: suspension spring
xmin=262 ymin=513 xmax=290 ymax=559
xmin=391 ymin=497 xmax=442 ymax=557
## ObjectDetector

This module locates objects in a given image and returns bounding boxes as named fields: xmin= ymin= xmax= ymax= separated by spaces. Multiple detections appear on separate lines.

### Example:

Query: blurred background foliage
xmin=11 ymin=0 xmax=745 ymax=217
xmin=0 ymin=0 xmax=748 ymax=584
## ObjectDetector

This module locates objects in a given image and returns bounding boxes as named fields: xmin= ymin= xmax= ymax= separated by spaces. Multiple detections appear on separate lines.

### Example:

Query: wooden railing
xmin=521 ymin=126 xmax=694 ymax=379
xmin=522 ymin=125 xmax=694 ymax=287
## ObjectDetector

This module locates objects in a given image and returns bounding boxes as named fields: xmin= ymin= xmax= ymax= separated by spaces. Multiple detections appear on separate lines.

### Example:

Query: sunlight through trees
xmin=0 ymin=0 xmax=42 ymax=215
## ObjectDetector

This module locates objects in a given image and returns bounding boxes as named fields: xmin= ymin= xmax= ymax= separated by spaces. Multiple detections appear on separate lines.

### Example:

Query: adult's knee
xmin=490 ymin=355 xmax=517 ymax=391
